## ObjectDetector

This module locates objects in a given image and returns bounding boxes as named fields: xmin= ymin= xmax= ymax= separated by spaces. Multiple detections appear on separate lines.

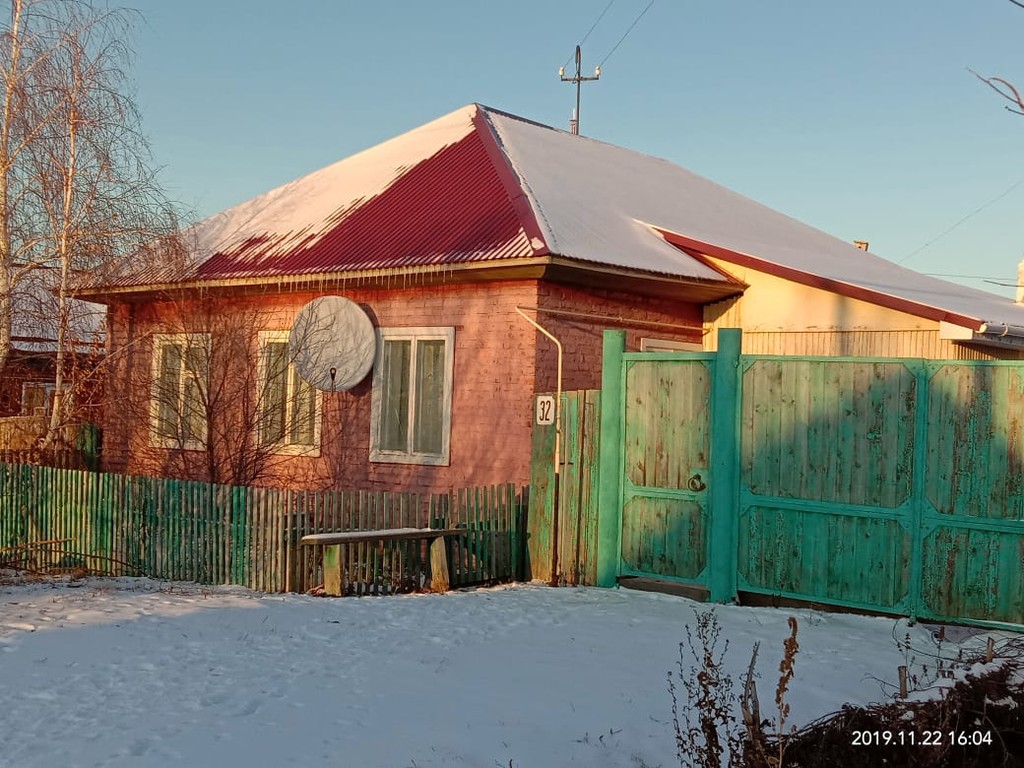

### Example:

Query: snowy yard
xmin=0 ymin=578 xmax=1001 ymax=767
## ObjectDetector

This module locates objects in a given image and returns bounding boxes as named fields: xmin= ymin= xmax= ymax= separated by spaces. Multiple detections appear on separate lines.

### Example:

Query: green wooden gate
xmin=597 ymin=328 xmax=1024 ymax=628
xmin=618 ymin=353 xmax=712 ymax=584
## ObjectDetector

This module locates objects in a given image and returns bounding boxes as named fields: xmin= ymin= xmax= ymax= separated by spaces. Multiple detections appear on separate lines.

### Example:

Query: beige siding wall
xmin=702 ymin=259 xmax=1024 ymax=360
xmin=703 ymin=329 xmax=1024 ymax=360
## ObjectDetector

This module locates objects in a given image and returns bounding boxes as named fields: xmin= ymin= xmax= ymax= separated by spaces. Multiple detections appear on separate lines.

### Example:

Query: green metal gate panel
xmin=925 ymin=365 xmax=1024 ymax=519
xmin=741 ymin=359 xmax=916 ymax=508
xmin=622 ymin=497 xmax=706 ymax=578
xmin=920 ymin=527 xmax=1024 ymax=623
xmin=738 ymin=506 xmax=912 ymax=610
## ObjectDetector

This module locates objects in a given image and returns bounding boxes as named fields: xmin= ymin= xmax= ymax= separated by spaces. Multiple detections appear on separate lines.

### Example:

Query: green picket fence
xmin=0 ymin=463 xmax=528 ymax=594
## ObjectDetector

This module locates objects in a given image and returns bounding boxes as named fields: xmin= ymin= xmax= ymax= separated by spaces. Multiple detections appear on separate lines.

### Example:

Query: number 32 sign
xmin=535 ymin=395 xmax=556 ymax=425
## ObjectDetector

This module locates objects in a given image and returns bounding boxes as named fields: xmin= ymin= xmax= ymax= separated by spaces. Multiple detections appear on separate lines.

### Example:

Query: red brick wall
xmin=533 ymin=282 xmax=704 ymax=392
xmin=101 ymin=277 xmax=704 ymax=495
xmin=0 ymin=350 xmax=104 ymax=422
xmin=104 ymin=280 xmax=541 ymax=495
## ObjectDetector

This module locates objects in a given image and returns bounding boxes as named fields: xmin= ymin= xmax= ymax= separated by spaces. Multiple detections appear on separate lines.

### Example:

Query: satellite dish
xmin=289 ymin=296 xmax=376 ymax=391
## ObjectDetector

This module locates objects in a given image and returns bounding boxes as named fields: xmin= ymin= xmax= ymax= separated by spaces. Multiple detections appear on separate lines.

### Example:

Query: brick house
xmin=77 ymin=103 xmax=1024 ymax=492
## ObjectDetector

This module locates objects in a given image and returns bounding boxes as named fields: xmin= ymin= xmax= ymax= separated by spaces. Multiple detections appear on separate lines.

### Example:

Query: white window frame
xmin=21 ymin=381 xmax=56 ymax=416
xmin=369 ymin=326 xmax=455 ymax=466
xmin=149 ymin=333 xmax=209 ymax=451
xmin=639 ymin=337 xmax=703 ymax=352
xmin=257 ymin=331 xmax=322 ymax=456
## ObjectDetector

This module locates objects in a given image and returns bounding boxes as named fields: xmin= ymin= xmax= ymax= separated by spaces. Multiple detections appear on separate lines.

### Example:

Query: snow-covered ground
xmin=0 ymin=578 xmax=1004 ymax=768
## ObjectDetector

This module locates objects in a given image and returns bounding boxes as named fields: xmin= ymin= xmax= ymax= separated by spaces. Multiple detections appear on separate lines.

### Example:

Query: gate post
xmin=709 ymin=328 xmax=741 ymax=602
xmin=596 ymin=330 xmax=626 ymax=587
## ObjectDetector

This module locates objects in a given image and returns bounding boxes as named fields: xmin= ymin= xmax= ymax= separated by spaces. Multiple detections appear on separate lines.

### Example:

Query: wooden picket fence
xmin=0 ymin=420 xmax=101 ymax=471
xmin=0 ymin=463 xmax=528 ymax=594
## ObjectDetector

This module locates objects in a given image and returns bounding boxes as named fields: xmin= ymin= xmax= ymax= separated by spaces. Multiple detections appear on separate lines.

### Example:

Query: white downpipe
xmin=516 ymin=307 xmax=563 ymax=475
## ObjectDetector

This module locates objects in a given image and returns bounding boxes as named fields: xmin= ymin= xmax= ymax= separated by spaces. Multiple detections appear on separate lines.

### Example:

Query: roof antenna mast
xmin=559 ymin=45 xmax=600 ymax=135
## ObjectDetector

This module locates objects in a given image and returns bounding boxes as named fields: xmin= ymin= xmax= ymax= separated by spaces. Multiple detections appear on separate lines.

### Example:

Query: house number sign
xmin=535 ymin=395 xmax=556 ymax=425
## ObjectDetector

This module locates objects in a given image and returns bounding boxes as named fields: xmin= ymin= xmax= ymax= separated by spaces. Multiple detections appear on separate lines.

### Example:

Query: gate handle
xmin=687 ymin=473 xmax=707 ymax=492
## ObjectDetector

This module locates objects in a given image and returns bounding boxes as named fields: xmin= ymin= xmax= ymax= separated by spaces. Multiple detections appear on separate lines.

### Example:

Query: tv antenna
xmin=559 ymin=45 xmax=600 ymax=135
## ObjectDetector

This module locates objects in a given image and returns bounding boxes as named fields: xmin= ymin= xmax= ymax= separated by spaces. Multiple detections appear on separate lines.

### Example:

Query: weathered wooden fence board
xmin=0 ymin=464 xmax=526 ymax=595
xmin=528 ymin=390 xmax=601 ymax=586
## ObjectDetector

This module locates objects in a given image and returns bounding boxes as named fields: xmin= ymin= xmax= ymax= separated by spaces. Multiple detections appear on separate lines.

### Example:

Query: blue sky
xmin=127 ymin=1 xmax=1023 ymax=296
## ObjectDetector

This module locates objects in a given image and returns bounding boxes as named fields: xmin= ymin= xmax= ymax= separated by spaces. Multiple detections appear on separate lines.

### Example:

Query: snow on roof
xmin=483 ymin=107 xmax=1024 ymax=330
xmin=105 ymin=102 xmax=1024 ymax=331
xmin=12 ymin=271 xmax=104 ymax=353
xmin=176 ymin=106 xmax=534 ymax=281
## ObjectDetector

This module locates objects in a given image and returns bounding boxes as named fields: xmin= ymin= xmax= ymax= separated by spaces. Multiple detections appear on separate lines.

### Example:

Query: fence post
xmin=708 ymin=328 xmax=741 ymax=602
xmin=907 ymin=361 xmax=931 ymax=622
xmin=596 ymin=329 xmax=626 ymax=588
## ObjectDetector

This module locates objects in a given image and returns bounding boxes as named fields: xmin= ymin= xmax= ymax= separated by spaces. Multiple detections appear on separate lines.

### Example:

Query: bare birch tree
xmin=0 ymin=0 xmax=52 ymax=374
xmin=1 ymin=0 xmax=177 ymax=445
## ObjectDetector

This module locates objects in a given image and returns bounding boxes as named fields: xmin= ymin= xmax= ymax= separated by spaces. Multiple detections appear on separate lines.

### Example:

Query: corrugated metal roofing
xmin=95 ymin=102 xmax=1024 ymax=331
xmin=194 ymin=125 xmax=534 ymax=279
xmin=483 ymin=106 xmax=1024 ymax=331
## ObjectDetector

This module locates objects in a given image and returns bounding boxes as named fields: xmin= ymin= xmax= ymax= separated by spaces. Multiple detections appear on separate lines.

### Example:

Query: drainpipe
xmin=515 ymin=307 xmax=563 ymax=586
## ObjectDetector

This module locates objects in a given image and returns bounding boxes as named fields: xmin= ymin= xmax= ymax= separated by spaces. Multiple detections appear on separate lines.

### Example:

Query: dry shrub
xmin=668 ymin=610 xmax=745 ymax=768
xmin=668 ymin=611 xmax=800 ymax=768
xmin=776 ymin=662 xmax=1024 ymax=767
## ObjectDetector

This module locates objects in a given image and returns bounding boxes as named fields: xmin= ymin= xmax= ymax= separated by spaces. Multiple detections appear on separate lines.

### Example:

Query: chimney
xmin=853 ymin=240 xmax=869 ymax=251
xmin=1017 ymin=259 xmax=1024 ymax=304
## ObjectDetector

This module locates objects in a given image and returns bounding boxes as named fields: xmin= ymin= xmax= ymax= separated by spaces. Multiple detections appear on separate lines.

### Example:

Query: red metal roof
xmin=89 ymin=102 xmax=1024 ymax=336
xmin=194 ymin=128 xmax=534 ymax=280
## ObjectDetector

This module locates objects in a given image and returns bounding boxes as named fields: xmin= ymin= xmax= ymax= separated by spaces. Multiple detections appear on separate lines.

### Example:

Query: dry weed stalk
xmin=669 ymin=612 xmax=803 ymax=768
xmin=668 ymin=610 xmax=744 ymax=768
xmin=773 ymin=617 xmax=799 ymax=767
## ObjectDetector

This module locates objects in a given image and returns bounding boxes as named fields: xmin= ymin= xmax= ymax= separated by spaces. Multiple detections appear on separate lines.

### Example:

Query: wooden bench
xmin=299 ymin=528 xmax=465 ymax=596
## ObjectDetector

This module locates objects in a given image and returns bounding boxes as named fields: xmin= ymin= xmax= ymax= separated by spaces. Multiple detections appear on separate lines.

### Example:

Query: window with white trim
xmin=150 ymin=334 xmax=208 ymax=450
xmin=21 ymin=381 xmax=55 ymax=416
xmin=258 ymin=331 xmax=321 ymax=454
xmin=370 ymin=327 xmax=454 ymax=465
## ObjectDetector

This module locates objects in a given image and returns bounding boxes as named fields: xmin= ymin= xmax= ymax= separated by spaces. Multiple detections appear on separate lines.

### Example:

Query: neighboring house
xmin=75 ymin=103 xmax=1024 ymax=493
xmin=2 ymin=271 xmax=104 ymax=421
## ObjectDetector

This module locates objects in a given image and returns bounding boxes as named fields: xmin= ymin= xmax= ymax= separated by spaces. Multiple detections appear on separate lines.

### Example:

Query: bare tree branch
xmin=969 ymin=2 xmax=1024 ymax=116
xmin=968 ymin=68 xmax=1024 ymax=115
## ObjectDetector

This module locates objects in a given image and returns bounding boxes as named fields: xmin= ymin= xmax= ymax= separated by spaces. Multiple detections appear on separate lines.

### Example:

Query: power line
xmin=920 ymin=274 xmax=1024 ymax=289
xmin=556 ymin=0 xmax=655 ymax=135
xmin=562 ymin=0 xmax=616 ymax=70
xmin=924 ymin=272 xmax=1016 ymax=280
xmin=560 ymin=46 xmax=601 ymax=135
xmin=898 ymin=178 xmax=1024 ymax=265
xmin=599 ymin=0 xmax=656 ymax=67
xmin=984 ymin=279 xmax=1022 ymax=288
